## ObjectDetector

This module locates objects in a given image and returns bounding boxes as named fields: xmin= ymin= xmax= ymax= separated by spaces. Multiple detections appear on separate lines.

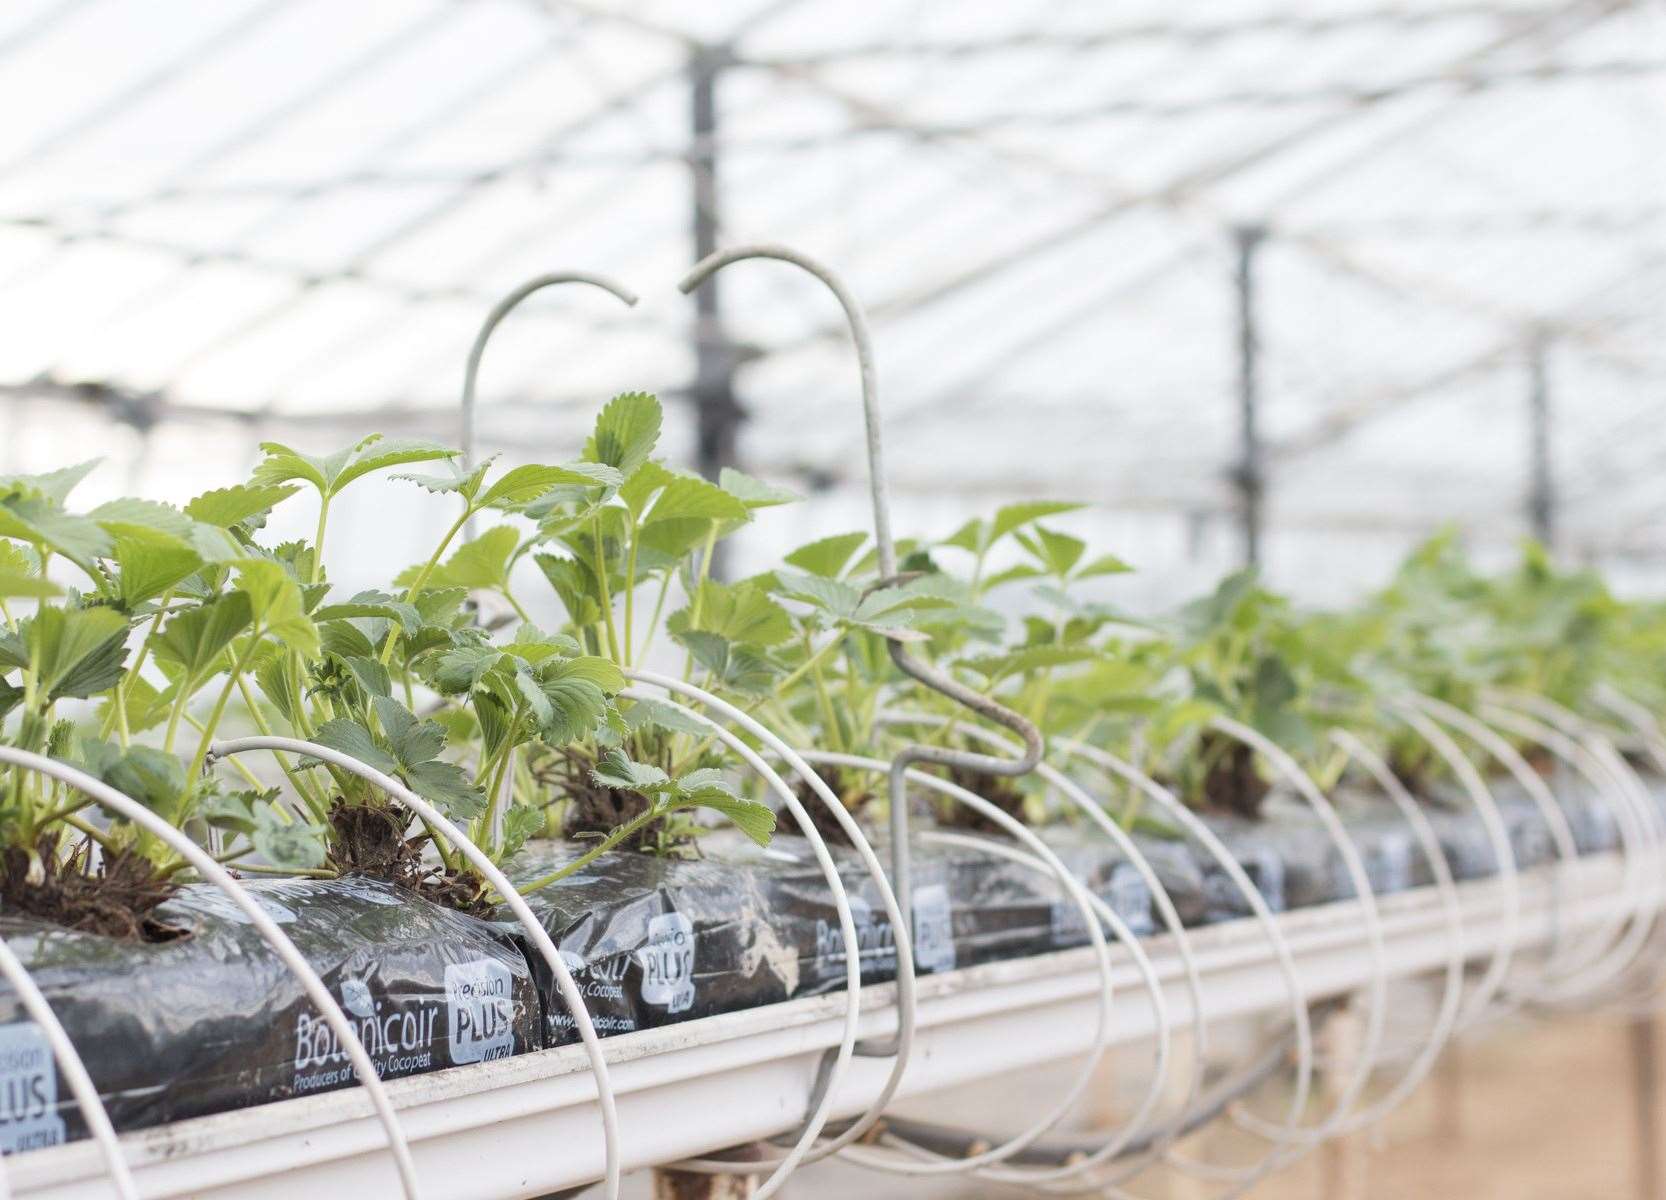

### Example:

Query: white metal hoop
xmin=1051 ymin=735 xmax=1316 ymax=1193
xmin=1207 ymin=717 xmax=1388 ymax=1158
xmin=1321 ymin=728 xmax=1466 ymax=1134
xmin=876 ymin=709 xmax=1207 ymax=1193
xmin=210 ymin=735 xmax=620 ymax=1200
xmin=0 ymin=745 xmax=420 ymax=1200
xmin=801 ymin=752 xmax=1119 ymax=1178
xmin=621 ymin=669 xmax=919 ymax=1178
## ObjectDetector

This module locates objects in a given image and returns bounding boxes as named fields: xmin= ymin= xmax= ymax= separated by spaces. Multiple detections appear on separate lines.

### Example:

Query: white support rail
xmin=5 ymin=850 xmax=1652 ymax=1200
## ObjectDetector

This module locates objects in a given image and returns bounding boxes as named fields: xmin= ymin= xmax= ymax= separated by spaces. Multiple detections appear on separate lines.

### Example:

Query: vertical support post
xmin=1233 ymin=225 xmax=1266 ymax=570
xmin=1632 ymin=1015 xmax=1662 ymax=1200
xmin=1527 ymin=333 xmax=1556 ymax=550
xmin=688 ymin=45 xmax=742 ymax=489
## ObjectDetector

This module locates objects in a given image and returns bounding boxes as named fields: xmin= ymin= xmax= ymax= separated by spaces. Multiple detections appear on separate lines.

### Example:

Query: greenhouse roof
xmin=0 ymin=0 xmax=1662 ymax=567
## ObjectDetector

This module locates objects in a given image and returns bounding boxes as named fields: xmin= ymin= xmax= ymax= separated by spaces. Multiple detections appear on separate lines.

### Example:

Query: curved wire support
xmin=0 ymin=758 xmax=128 ymax=1199
xmin=875 ymin=710 xmax=1206 ymax=1192
xmin=678 ymin=245 xmax=1044 ymax=1010
xmin=1407 ymin=694 xmax=1584 ymax=993
xmin=459 ymin=271 xmax=640 ymax=474
xmin=1593 ymin=684 xmax=1666 ymax=776
xmin=621 ymin=668 xmax=916 ymax=1177
xmin=208 ymin=736 xmax=620 ymax=1200
xmin=0 ymin=745 xmax=418 ymax=1200
xmin=1477 ymin=700 xmax=1662 ymax=1010
xmin=612 ymin=684 xmax=863 ymax=1199
xmin=1321 ymin=729 xmax=1466 ymax=1134
xmin=1387 ymin=701 xmax=1522 ymax=1028
xmin=1205 ymin=717 xmax=1388 ymax=1155
xmin=1049 ymin=735 xmax=1316 ymax=1193
xmin=796 ymin=751 xmax=1120 ymax=1179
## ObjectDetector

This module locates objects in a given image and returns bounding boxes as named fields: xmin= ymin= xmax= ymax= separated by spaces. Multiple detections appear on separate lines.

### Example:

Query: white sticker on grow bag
xmin=638 ymin=912 xmax=696 ymax=1014
xmin=912 ymin=883 xmax=956 ymax=974
xmin=446 ymin=959 xmax=517 ymax=1064
xmin=0 ymin=1023 xmax=65 ymax=1154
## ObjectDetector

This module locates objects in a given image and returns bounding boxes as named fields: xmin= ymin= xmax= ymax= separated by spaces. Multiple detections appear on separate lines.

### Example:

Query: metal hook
xmin=459 ymin=271 xmax=640 ymax=474
xmin=875 ymin=711 xmax=1201 ymax=1193
xmin=678 ymin=245 xmax=1044 ymax=1029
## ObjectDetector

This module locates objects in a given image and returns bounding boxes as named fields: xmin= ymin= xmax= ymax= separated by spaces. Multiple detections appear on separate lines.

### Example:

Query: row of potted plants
xmin=0 ymin=388 xmax=1655 ymax=940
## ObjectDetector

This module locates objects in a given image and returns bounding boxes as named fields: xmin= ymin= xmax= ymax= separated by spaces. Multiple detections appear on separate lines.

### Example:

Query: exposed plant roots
xmin=0 ymin=835 xmax=185 ymax=943
xmin=936 ymin=765 xmax=1029 ymax=834
xmin=327 ymin=803 xmax=491 ymax=916
xmin=1200 ymin=734 xmax=1270 ymax=819
xmin=790 ymin=766 xmax=875 ymax=849
xmin=555 ymin=746 xmax=694 ymax=856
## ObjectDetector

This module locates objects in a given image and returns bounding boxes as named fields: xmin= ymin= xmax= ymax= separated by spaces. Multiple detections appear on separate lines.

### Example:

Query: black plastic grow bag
xmin=0 ymin=874 xmax=538 ymax=1151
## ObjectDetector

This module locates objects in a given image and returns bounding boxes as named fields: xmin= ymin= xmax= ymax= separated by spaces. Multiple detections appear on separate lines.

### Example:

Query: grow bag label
xmin=1050 ymin=863 xmax=1156 ymax=942
xmin=0 ymin=1023 xmax=64 ymax=1155
xmin=811 ymin=882 xmax=956 ymax=981
xmin=446 ymin=959 xmax=518 ymax=1064
xmin=637 ymin=913 xmax=696 ymax=1014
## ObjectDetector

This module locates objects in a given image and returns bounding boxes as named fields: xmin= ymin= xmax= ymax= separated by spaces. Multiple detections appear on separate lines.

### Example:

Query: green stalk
xmin=235 ymin=674 xmax=327 ymax=821
xmin=622 ymin=524 xmax=641 ymax=665
xmin=103 ymin=590 xmax=173 ymax=738
xmin=636 ymin=570 xmax=674 ymax=666
xmin=592 ymin=513 xmax=622 ymax=663
xmin=677 ymin=527 xmax=721 ymax=678
xmin=805 ymin=630 xmax=844 ymax=753
xmin=63 ymin=814 xmax=119 ymax=856
xmin=179 ymin=642 xmax=260 ymax=816
xmin=773 ymin=634 xmax=845 ymax=698
xmin=161 ymin=674 xmax=194 ymax=754
xmin=502 ymin=588 xmax=532 ymax=625
xmin=514 ymin=804 xmax=664 ymax=897
xmin=310 ymin=496 xmax=331 ymax=585
xmin=226 ymin=862 xmax=337 ymax=879
xmin=382 ymin=505 xmax=472 ymax=665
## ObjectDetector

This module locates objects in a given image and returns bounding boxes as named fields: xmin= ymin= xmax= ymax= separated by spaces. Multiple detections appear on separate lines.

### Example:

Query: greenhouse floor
xmin=632 ymin=1010 xmax=1651 ymax=1199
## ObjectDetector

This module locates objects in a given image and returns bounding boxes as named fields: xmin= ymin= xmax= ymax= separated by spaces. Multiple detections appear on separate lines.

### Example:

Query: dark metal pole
xmin=1233 ymin=225 xmax=1267 ymax=569
xmin=688 ymin=46 xmax=743 ymax=489
xmin=1527 ymin=333 xmax=1556 ymax=549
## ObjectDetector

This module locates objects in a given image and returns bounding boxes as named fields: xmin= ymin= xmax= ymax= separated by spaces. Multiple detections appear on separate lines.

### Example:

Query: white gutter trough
xmin=6 ymin=852 xmax=1647 ymax=1200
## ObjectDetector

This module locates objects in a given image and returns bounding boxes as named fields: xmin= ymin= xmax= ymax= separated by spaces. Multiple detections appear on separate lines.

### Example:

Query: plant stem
xmin=103 ymin=590 xmax=173 ymax=738
xmin=677 ymin=527 xmax=720 ymax=678
xmin=63 ymin=814 xmax=119 ymax=856
xmin=593 ymin=513 xmax=622 ymax=662
xmin=515 ymin=805 xmax=661 ymax=897
xmin=235 ymin=674 xmax=327 ymax=821
xmin=773 ymin=634 xmax=845 ymax=698
xmin=636 ymin=570 xmax=674 ymax=666
xmin=310 ymin=497 xmax=331 ymax=585
xmin=502 ymin=588 xmax=532 ymax=625
xmin=383 ymin=505 xmax=472 ymax=664
xmin=622 ymin=522 xmax=644 ymax=666
xmin=228 ymin=862 xmax=337 ymax=879
xmin=805 ymin=630 xmax=844 ymax=753
xmin=179 ymin=643 xmax=259 ymax=818
xmin=31 ymin=796 xmax=92 ymax=838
